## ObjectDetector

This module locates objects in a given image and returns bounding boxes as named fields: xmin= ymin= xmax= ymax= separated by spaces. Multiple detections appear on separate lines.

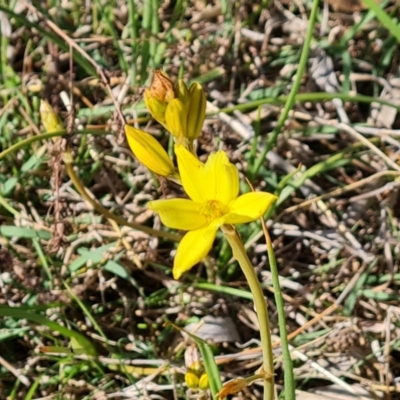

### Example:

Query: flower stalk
xmin=263 ymin=223 xmax=295 ymax=400
xmin=221 ymin=225 xmax=274 ymax=400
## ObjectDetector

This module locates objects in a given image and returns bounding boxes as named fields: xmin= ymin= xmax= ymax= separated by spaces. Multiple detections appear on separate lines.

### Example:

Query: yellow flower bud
xmin=174 ymin=79 xmax=190 ymax=103
xmin=143 ymin=72 xmax=207 ymax=143
xmin=40 ymin=100 xmax=64 ymax=133
xmin=165 ymin=98 xmax=187 ymax=139
xmin=125 ymin=125 xmax=176 ymax=177
xmin=144 ymin=71 xmax=176 ymax=127
xmin=186 ymin=82 xmax=206 ymax=140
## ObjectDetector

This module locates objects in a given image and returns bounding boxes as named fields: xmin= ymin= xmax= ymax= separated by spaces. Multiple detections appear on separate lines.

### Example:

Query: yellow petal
xmin=185 ymin=371 xmax=200 ymax=389
xmin=125 ymin=125 xmax=175 ymax=177
xmin=144 ymin=90 xmax=167 ymax=125
xmin=186 ymin=82 xmax=206 ymax=140
xmin=198 ymin=373 xmax=209 ymax=390
xmin=173 ymin=225 xmax=217 ymax=279
xmin=175 ymin=145 xmax=206 ymax=202
xmin=147 ymin=199 xmax=208 ymax=230
xmin=40 ymin=100 xmax=64 ymax=133
xmin=203 ymin=151 xmax=239 ymax=204
xmin=165 ymin=98 xmax=187 ymax=138
xmin=224 ymin=192 xmax=277 ymax=224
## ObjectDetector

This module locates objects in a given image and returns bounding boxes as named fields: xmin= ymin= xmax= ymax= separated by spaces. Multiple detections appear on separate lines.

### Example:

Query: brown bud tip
xmin=149 ymin=70 xmax=175 ymax=102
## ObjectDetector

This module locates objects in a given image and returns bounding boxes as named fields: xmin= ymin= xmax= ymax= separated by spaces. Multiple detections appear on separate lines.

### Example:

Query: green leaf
xmin=344 ymin=259 xmax=378 ymax=315
xmin=1 ymin=177 xmax=18 ymax=196
xmin=361 ymin=289 xmax=397 ymax=301
xmin=102 ymin=258 xmax=124 ymax=274
xmin=0 ymin=306 xmax=97 ymax=356
xmin=68 ymin=242 xmax=118 ymax=272
xmin=0 ymin=226 xmax=51 ymax=240
xmin=20 ymin=145 xmax=47 ymax=173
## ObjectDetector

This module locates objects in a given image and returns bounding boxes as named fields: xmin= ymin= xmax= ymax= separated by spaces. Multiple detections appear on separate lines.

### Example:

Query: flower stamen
xmin=200 ymin=200 xmax=229 ymax=224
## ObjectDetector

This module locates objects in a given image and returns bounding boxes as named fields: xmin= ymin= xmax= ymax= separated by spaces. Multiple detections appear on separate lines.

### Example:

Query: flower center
xmin=201 ymin=200 xmax=229 ymax=223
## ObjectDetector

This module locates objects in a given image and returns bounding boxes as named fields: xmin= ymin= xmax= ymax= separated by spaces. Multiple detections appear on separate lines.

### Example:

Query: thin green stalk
xmin=221 ymin=225 xmax=274 ymax=400
xmin=263 ymin=224 xmax=295 ymax=399
xmin=252 ymin=0 xmax=320 ymax=178
xmin=150 ymin=0 xmax=160 ymax=63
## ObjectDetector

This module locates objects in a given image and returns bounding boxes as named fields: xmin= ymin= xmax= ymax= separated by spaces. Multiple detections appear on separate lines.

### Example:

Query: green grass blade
xmin=0 ymin=6 xmax=96 ymax=75
xmin=64 ymin=282 xmax=108 ymax=342
xmin=361 ymin=0 xmax=400 ymax=42
xmin=193 ymin=282 xmax=253 ymax=300
xmin=68 ymin=242 xmax=118 ymax=272
xmin=32 ymin=238 xmax=53 ymax=287
xmin=127 ymin=0 xmax=139 ymax=85
xmin=0 ymin=130 xmax=107 ymax=162
xmin=264 ymin=228 xmax=295 ymax=400
xmin=0 ymin=306 xmax=97 ymax=356
xmin=343 ymin=259 xmax=378 ymax=315
xmin=251 ymin=0 xmax=320 ymax=179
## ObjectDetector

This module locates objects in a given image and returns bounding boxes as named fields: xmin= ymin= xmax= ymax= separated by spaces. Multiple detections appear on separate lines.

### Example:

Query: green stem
xmin=251 ymin=0 xmax=320 ymax=178
xmin=264 ymin=226 xmax=295 ymax=399
xmin=221 ymin=225 xmax=274 ymax=400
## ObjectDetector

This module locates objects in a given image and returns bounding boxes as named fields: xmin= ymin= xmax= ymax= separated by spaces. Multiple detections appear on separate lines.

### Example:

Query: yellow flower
xmin=148 ymin=146 xmax=277 ymax=279
xmin=144 ymin=71 xmax=206 ymax=141
xmin=125 ymin=125 xmax=176 ymax=178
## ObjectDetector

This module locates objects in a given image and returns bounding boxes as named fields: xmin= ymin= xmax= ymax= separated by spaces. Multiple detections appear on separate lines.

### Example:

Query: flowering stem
xmin=263 ymin=226 xmax=295 ymax=399
xmin=221 ymin=225 xmax=274 ymax=400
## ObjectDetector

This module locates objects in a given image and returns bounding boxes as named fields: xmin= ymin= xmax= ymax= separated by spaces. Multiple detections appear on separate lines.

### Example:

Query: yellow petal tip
xmin=125 ymin=125 xmax=175 ymax=177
